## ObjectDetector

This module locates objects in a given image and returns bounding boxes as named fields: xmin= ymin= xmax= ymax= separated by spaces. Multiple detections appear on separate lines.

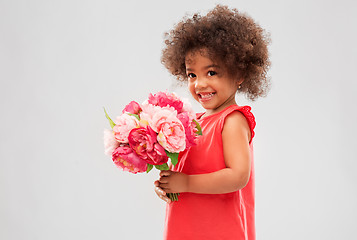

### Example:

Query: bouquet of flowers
xmin=103 ymin=91 xmax=202 ymax=201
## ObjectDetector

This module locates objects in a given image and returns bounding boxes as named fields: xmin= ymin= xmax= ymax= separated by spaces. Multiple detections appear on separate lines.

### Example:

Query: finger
xmin=155 ymin=186 xmax=166 ymax=196
xmin=154 ymin=187 xmax=171 ymax=203
xmin=162 ymin=188 xmax=173 ymax=194
xmin=159 ymin=182 xmax=169 ymax=188
xmin=160 ymin=194 xmax=171 ymax=203
xmin=160 ymin=170 xmax=171 ymax=177
xmin=154 ymin=180 xmax=159 ymax=186
xmin=159 ymin=183 xmax=171 ymax=192
xmin=159 ymin=176 xmax=169 ymax=183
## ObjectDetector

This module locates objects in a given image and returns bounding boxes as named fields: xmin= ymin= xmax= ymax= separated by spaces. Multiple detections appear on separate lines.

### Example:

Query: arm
xmin=159 ymin=111 xmax=252 ymax=194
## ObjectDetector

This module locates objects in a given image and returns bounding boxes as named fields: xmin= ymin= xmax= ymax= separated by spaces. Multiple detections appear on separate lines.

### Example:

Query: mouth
xmin=197 ymin=92 xmax=216 ymax=101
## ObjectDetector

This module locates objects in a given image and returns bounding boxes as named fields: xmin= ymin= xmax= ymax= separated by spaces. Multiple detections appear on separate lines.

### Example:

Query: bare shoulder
xmin=221 ymin=110 xmax=252 ymax=184
xmin=222 ymin=111 xmax=251 ymax=143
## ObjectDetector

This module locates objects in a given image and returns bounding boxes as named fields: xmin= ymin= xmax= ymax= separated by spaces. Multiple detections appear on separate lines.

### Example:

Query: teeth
xmin=199 ymin=93 xmax=214 ymax=99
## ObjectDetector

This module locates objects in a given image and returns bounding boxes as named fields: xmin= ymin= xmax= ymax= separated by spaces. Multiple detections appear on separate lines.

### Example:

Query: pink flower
xmin=140 ymin=103 xmax=186 ymax=153
xmin=113 ymin=113 xmax=139 ymax=143
xmin=122 ymin=101 xmax=141 ymax=115
xmin=156 ymin=115 xmax=186 ymax=153
xmin=148 ymin=91 xmax=183 ymax=113
xmin=103 ymin=129 xmax=120 ymax=156
xmin=112 ymin=145 xmax=147 ymax=174
xmin=139 ymin=104 xmax=176 ymax=132
xmin=128 ymin=127 xmax=168 ymax=165
xmin=177 ymin=112 xmax=197 ymax=148
xmin=182 ymin=97 xmax=196 ymax=119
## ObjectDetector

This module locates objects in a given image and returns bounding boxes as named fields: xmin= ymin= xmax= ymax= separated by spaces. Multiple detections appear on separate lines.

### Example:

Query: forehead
xmin=185 ymin=48 xmax=216 ymax=67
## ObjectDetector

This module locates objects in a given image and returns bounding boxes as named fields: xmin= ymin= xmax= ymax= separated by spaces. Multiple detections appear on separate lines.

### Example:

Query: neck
xmin=204 ymin=96 xmax=237 ymax=117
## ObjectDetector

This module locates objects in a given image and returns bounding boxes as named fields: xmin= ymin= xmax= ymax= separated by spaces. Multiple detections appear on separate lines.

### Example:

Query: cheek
xmin=188 ymin=82 xmax=196 ymax=97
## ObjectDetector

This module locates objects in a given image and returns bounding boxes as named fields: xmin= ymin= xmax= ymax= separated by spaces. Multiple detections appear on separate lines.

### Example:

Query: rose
xmin=113 ymin=113 xmax=139 ymax=143
xmin=128 ymin=127 xmax=168 ymax=165
xmin=122 ymin=101 xmax=141 ymax=115
xmin=112 ymin=145 xmax=147 ymax=174
xmin=103 ymin=129 xmax=120 ymax=156
xmin=148 ymin=91 xmax=183 ymax=113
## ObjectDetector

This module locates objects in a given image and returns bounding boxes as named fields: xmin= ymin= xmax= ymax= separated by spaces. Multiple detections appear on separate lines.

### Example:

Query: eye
xmin=187 ymin=73 xmax=196 ymax=78
xmin=208 ymin=71 xmax=217 ymax=76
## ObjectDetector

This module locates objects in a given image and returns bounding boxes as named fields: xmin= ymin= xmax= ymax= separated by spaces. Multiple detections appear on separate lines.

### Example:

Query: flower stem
xmin=167 ymin=193 xmax=179 ymax=202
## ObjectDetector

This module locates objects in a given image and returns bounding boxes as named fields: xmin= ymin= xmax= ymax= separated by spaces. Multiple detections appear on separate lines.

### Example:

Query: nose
xmin=195 ymin=77 xmax=208 ymax=90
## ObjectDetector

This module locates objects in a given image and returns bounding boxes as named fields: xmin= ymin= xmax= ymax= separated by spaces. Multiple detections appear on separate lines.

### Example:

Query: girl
xmin=154 ymin=5 xmax=270 ymax=240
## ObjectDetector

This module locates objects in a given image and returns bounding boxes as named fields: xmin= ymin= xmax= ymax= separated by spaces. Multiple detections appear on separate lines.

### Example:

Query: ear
xmin=236 ymin=78 xmax=244 ymax=87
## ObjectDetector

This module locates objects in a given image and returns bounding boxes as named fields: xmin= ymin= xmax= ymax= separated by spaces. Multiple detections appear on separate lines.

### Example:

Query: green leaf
xmin=193 ymin=119 xmax=202 ymax=135
xmin=146 ymin=164 xmax=153 ymax=173
xmin=103 ymin=107 xmax=115 ymax=129
xmin=165 ymin=150 xmax=179 ymax=166
xmin=128 ymin=113 xmax=140 ymax=121
xmin=154 ymin=163 xmax=169 ymax=171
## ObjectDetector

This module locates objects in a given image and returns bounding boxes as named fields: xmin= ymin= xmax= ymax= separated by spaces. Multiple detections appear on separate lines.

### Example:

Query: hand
xmin=154 ymin=180 xmax=171 ymax=203
xmin=158 ymin=170 xmax=189 ymax=193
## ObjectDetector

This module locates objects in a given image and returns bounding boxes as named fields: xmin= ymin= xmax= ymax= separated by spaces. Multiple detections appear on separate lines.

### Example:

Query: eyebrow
xmin=186 ymin=64 xmax=221 ymax=71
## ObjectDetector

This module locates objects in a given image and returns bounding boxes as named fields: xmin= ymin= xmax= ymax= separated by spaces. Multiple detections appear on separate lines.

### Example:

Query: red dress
xmin=164 ymin=105 xmax=256 ymax=240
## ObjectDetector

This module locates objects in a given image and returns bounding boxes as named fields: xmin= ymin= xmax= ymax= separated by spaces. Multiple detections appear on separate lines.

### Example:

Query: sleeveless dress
xmin=164 ymin=105 xmax=256 ymax=240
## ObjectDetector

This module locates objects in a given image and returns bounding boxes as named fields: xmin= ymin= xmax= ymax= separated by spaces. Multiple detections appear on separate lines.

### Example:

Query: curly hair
xmin=161 ymin=5 xmax=271 ymax=101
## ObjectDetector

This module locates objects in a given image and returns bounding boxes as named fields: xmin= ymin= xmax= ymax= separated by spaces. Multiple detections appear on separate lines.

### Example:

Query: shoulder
xmin=222 ymin=107 xmax=254 ymax=143
xmin=224 ymin=110 xmax=250 ymax=126
xmin=223 ymin=111 xmax=251 ymax=135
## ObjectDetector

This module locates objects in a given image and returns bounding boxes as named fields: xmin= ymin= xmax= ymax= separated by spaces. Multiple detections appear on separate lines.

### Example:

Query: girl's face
xmin=185 ymin=49 xmax=241 ymax=116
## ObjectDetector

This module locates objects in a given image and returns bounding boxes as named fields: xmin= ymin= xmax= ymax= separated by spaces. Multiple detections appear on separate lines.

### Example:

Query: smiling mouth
xmin=198 ymin=92 xmax=215 ymax=100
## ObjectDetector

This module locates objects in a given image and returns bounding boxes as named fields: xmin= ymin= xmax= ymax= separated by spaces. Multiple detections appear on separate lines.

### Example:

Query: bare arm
xmin=159 ymin=111 xmax=252 ymax=194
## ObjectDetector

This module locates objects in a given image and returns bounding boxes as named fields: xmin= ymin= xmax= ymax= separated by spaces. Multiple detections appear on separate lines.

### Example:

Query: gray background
xmin=1 ymin=0 xmax=356 ymax=239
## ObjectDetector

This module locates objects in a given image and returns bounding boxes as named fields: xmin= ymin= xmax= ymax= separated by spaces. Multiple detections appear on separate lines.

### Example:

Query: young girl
xmin=154 ymin=5 xmax=270 ymax=240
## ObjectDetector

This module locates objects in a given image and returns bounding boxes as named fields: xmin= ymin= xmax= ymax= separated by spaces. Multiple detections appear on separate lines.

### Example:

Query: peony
xmin=122 ymin=101 xmax=141 ymax=115
xmin=103 ymin=129 xmax=120 ymax=156
xmin=181 ymin=97 xmax=196 ymax=119
xmin=177 ymin=112 xmax=197 ymax=148
xmin=148 ymin=91 xmax=183 ymax=113
xmin=139 ymin=103 xmax=176 ymax=132
xmin=112 ymin=145 xmax=147 ymax=174
xmin=128 ymin=127 xmax=168 ymax=165
xmin=156 ymin=115 xmax=186 ymax=153
xmin=113 ymin=113 xmax=139 ymax=143
xmin=140 ymin=103 xmax=186 ymax=152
